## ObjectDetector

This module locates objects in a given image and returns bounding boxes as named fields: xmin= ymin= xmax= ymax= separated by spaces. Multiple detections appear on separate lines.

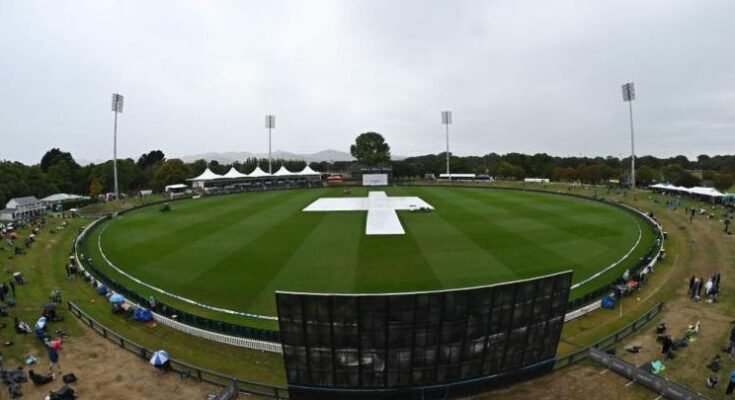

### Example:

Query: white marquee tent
xmin=222 ymin=167 xmax=249 ymax=179
xmin=188 ymin=168 xmax=223 ymax=188
xmin=186 ymin=165 xmax=323 ymax=189
xmin=247 ymin=166 xmax=271 ymax=178
xmin=298 ymin=165 xmax=322 ymax=176
xmin=189 ymin=168 xmax=223 ymax=181
xmin=649 ymin=183 xmax=725 ymax=198
xmin=40 ymin=193 xmax=90 ymax=203
xmin=273 ymin=166 xmax=294 ymax=177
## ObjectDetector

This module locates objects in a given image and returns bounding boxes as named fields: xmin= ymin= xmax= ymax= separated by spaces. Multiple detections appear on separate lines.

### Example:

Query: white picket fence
xmin=73 ymin=194 xmax=665 ymax=352
xmin=151 ymin=312 xmax=283 ymax=353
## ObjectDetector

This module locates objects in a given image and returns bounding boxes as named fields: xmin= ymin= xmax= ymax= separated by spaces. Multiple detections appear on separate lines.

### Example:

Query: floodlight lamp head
xmin=621 ymin=82 xmax=636 ymax=102
xmin=111 ymin=93 xmax=124 ymax=113
xmin=265 ymin=114 xmax=276 ymax=129
xmin=441 ymin=110 xmax=452 ymax=125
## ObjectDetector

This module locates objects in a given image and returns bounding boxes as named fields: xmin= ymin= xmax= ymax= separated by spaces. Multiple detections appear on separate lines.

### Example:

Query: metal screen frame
xmin=277 ymin=271 xmax=572 ymax=399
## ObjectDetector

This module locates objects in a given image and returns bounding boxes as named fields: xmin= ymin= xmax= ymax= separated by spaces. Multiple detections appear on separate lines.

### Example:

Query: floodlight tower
xmin=265 ymin=114 xmax=275 ymax=174
xmin=441 ymin=110 xmax=452 ymax=181
xmin=111 ymin=93 xmax=124 ymax=200
xmin=621 ymin=82 xmax=636 ymax=190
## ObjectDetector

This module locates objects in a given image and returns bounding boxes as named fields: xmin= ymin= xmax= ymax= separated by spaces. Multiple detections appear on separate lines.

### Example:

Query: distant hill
xmin=178 ymin=149 xmax=357 ymax=163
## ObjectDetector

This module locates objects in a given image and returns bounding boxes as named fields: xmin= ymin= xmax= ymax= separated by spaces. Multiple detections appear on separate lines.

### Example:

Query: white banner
xmin=362 ymin=174 xmax=388 ymax=186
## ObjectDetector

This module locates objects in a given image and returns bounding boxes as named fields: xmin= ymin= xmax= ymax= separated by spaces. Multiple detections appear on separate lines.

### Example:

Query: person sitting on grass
xmin=708 ymin=355 xmax=722 ymax=372
xmin=661 ymin=335 xmax=674 ymax=359
xmin=28 ymin=370 xmax=53 ymax=385
xmin=14 ymin=318 xmax=31 ymax=334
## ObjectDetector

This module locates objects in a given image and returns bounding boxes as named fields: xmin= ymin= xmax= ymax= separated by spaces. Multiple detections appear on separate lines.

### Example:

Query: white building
xmin=1 ymin=196 xmax=46 ymax=222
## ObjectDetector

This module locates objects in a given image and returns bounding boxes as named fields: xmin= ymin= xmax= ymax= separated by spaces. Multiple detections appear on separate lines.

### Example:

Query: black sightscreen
xmin=276 ymin=271 xmax=571 ymax=398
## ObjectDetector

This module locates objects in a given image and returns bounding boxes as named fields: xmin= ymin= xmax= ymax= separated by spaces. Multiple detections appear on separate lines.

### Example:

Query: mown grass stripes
xmin=89 ymin=187 xmax=655 ymax=316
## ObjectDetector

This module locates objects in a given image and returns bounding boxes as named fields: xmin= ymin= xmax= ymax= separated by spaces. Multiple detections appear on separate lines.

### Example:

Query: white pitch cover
xmin=302 ymin=191 xmax=433 ymax=235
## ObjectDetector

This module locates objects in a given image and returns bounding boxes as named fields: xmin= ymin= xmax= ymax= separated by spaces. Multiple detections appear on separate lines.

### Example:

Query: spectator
xmin=47 ymin=343 xmax=61 ymax=375
xmin=661 ymin=335 xmax=674 ymax=359
xmin=705 ymin=279 xmax=714 ymax=297
xmin=726 ymin=369 xmax=735 ymax=395
xmin=689 ymin=275 xmax=696 ymax=296
xmin=691 ymin=279 xmax=700 ymax=300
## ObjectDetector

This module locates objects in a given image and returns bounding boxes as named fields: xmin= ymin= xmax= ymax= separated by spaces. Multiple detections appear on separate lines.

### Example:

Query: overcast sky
xmin=1 ymin=0 xmax=733 ymax=165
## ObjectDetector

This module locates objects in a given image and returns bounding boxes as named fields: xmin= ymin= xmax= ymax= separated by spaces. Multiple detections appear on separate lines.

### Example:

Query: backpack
xmin=62 ymin=373 xmax=77 ymax=384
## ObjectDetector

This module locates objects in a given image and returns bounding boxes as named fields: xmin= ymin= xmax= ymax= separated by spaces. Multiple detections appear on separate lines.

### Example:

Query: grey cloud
xmin=1 ymin=0 xmax=733 ymax=164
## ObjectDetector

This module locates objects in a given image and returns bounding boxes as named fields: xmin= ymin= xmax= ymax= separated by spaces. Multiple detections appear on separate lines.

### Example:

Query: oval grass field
xmin=87 ymin=186 xmax=655 ymax=316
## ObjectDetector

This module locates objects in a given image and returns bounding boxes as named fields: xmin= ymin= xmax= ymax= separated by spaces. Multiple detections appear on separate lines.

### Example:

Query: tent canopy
xmin=188 ymin=168 xmax=222 ymax=181
xmin=247 ymin=166 xmax=271 ymax=178
xmin=298 ymin=165 xmax=322 ymax=176
xmin=273 ymin=166 xmax=294 ymax=176
xmin=221 ymin=167 xmax=249 ymax=179
xmin=649 ymin=183 xmax=724 ymax=197
xmin=40 ymin=193 xmax=90 ymax=203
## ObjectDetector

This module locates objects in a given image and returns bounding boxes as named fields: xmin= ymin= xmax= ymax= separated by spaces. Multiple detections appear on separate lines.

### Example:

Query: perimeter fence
xmin=74 ymin=184 xmax=663 ymax=344
xmin=67 ymin=301 xmax=290 ymax=399
xmin=67 ymin=299 xmax=664 ymax=399
xmin=75 ymin=215 xmax=281 ymax=342
xmin=403 ymin=183 xmax=666 ymax=311
xmin=553 ymin=301 xmax=664 ymax=370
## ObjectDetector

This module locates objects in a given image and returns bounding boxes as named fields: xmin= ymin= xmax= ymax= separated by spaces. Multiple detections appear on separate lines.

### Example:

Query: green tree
xmin=490 ymin=161 xmax=524 ymax=180
xmin=662 ymin=164 xmax=685 ymax=183
xmin=40 ymin=148 xmax=78 ymax=173
xmin=713 ymin=173 xmax=734 ymax=192
xmin=47 ymin=159 xmax=75 ymax=193
xmin=552 ymin=167 xmax=577 ymax=182
xmin=88 ymin=176 xmax=104 ymax=198
xmin=350 ymin=132 xmax=391 ymax=165
xmin=636 ymin=165 xmax=658 ymax=185
xmin=208 ymin=160 xmax=229 ymax=175
xmin=510 ymin=165 xmax=526 ymax=180
xmin=578 ymin=164 xmax=604 ymax=184
xmin=136 ymin=150 xmax=166 ymax=169
xmin=189 ymin=159 xmax=208 ymax=176
xmin=675 ymin=172 xmax=701 ymax=188
xmin=153 ymin=159 xmax=191 ymax=190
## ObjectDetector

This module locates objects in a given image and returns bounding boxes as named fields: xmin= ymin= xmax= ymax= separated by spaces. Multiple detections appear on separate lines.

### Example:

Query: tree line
xmin=0 ymin=148 xmax=316 ymax=206
xmin=391 ymin=152 xmax=735 ymax=191
xmin=1 ymin=147 xmax=734 ymax=208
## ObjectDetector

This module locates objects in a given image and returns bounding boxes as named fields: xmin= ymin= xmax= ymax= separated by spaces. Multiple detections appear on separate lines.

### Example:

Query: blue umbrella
xmin=150 ymin=350 xmax=169 ymax=366
xmin=109 ymin=294 xmax=125 ymax=304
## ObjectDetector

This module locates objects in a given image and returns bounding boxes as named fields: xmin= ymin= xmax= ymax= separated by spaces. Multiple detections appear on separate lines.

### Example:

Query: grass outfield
xmin=85 ymin=186 xmax=655 ymax=317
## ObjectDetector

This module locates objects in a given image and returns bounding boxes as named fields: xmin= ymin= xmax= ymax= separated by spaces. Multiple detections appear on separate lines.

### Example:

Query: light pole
xmin=265 ymin=114 xmax=275 ymax=175
xmin=111 ymin=93 xmax=124 ymax=200
xmin=441 ymin=110 xmax=452 ymax=181
xmin=621 ymin=82 xmax=636 ymax=189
